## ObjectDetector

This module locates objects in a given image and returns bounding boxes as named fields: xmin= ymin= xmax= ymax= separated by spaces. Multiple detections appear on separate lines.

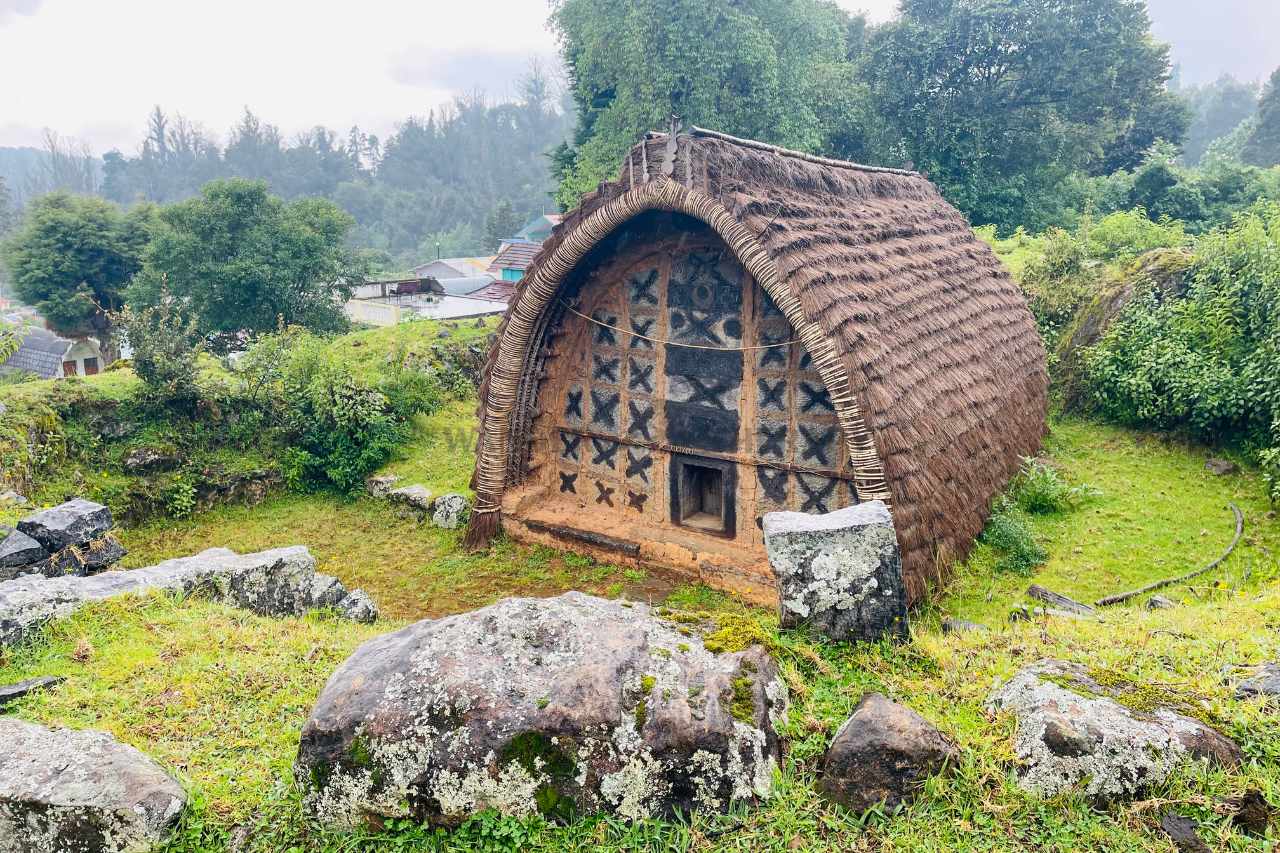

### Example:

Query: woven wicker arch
xmin=470 ymin=177 xmax=890 ymax=522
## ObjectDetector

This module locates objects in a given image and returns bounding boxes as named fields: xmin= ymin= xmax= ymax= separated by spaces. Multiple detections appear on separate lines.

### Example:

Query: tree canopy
xmin=127 ymin=179 xmax=363 ymax=340
xmin=1 ymin=192 xmax=152 ymax=341
xmin=1242 ymin=68 xmax=1280 ymax=168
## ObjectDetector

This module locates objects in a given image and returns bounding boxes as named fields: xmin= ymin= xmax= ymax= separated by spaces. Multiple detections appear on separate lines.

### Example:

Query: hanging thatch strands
xmin=559 ymin=301 xmax=798 ymax=351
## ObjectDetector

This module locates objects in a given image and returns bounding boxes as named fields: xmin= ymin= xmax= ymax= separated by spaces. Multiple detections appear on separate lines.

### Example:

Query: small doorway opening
xmin=670 ymin=453 xmax=736 ymax=537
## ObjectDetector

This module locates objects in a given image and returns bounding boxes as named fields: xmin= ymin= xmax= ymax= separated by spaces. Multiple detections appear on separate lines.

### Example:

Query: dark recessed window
xmin=670 ymin=453 xmax=736 ymax=537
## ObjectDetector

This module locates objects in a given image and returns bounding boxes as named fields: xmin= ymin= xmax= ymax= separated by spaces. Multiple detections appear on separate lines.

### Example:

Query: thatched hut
xmin=465 ymin=127 xmax=1047 ymax=604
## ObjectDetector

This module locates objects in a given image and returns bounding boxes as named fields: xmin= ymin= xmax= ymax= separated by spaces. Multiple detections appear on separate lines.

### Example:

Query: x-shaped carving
xmin=758 ymin=423 xmax=787 ymax=459
xmin=798 ymin=476 xmax=836 ymax=512
xmin=592 ymin=312 xmax=617 ymax=346
xmin=628 ymin=359 xmax=654 ymax=393
xmin=757 ymin=377 xmax=786 ymax=410
xmin=759 ymin=345 xmax=788 ymax=368
xmin=591 ymin=438 xmax=619 ymax=467
xmin=630 ymin=317 xmax=655 ymax=349
xmin=564 ymin=389 xmax=583 ymax=419
xmin=625 ymin=449 xmax=652 ymax=483
xmin=628 ymin=401 xmax=654 ymax=440
xmin=595 ymin=481 xmax=615 ymax=506
xmin=590 ymin=390 xmax=620 ymax=428
xmin=630 ymin=269 xmax=658 ymax=306
xmin=758 ymin=469 xmax=788 ymax=503
xmin=559 ymin=432 xmax=582 ymax=461
xmin=800 ymin=381 xmax=834 ymax=413
xmin=626 ymin=490 xmax=648 ymax=511
xmin=592 ymin=354 xmax=619 ymax=384
xmin=558 ymin=471 xmax=577 ymax=494
xmin=799 ymin=424 xmax=836 ymax=467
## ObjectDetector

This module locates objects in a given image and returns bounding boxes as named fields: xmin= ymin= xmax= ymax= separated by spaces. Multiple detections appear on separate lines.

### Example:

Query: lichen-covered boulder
xmin=17 ymin=499 xmax=113 ymax=552
xmin=336 ymin=589 xmax=378 ymax=623
xmin=819 ymin=693 xmax=957 ymax=812
xmin=0 ymin=718 xmax=186 ymax=852
xmin=388 ymin=485 xmax=433 ymax=511
xmin=365 ymin=474 xmax=400 ymax=498
xmin=763 ymin=501 xmax=907 ymax=643
xmin=296 ymin=592 xmax=787 ymax=828
xmin=988 ymin=660 xmax=1241 ymax=799
xmin=430 ymin=493 xmax=470 ymax=529
xmin=0 ymin=546 xmax=375 ymax=647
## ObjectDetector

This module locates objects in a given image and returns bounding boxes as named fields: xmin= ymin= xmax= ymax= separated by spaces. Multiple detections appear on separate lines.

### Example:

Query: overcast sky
xmin=1 ymin=0 xmax=1275 ymax=154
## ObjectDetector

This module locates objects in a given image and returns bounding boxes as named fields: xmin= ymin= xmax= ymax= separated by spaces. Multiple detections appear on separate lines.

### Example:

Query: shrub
xmin=1262 ymin=446 xmax=1280 ymax=505
xmin=116 ymin=289 xmax=204 ymax=401
xmin=980 ymin=499 xmax=1047 ymax=576
xmin=1010 ymin=456 xmax=1100 ymax=514
xmin=1082 ymin=201 xmax=1280 ymax=446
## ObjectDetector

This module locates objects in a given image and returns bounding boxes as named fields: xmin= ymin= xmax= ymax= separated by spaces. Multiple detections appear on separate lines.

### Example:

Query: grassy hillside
xmin=2 ymin=407 xmax=1277 ymax=851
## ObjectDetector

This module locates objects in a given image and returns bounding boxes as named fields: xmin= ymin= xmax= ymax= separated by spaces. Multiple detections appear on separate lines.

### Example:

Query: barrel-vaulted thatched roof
xmin=466 ymin=127 xmax=1048 ymax=602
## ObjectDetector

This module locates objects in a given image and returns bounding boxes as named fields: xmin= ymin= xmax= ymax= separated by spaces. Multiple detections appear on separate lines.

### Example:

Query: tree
xmin=1242 ymin=68 xmax=1280 ymax=168
xmin=550 ymin=0 xmax=856 ymax=208
xmin=863 ymin=0 xmax=1173 ymax=230
xmin=127 ymin=179 xmax=363 ymax=341
xmin=114 ymin=286 xmax=204 ymax=400
xmin=1180 ymin=75 xmax=1259 ymax=166
xmin=1098 ymin=89 xmax=1192 ymax=174
xmin=1 ymin=193 xmax=151 ymax=345
xmin=483 ymin=200 xmax=522 ymax=250
xmin=0 ymin=176 xmax=14 ymax=237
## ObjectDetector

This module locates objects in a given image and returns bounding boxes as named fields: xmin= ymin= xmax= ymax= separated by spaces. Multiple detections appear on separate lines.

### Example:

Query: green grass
xmin=2 ymin=415 xmax=1279 ymax=851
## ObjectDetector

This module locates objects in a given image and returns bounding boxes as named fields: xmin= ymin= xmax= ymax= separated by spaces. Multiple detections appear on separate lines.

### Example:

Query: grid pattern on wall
xmin=542 ymin=236 xmax=857 ymax=540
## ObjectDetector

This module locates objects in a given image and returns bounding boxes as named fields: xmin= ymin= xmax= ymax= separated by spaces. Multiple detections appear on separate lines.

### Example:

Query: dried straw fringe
xmin=465 ymin=176 xmax=891 ymax=549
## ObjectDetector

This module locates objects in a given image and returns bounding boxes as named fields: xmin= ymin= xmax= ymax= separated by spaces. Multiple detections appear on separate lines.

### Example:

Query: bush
xmin=116 ymin=290 xmax=203 ymax=401
xmin=980 ymin=499 xmax=1047 ymax=576
xmin=1009 ymin=456 xmax=1100 ymax=514
xmin=1082 ymin=201 xmax=1280 ymax=448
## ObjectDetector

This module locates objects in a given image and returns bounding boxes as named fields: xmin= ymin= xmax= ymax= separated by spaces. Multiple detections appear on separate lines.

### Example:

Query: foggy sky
xmin=1 ymin=0 xmax=1274 ymax=154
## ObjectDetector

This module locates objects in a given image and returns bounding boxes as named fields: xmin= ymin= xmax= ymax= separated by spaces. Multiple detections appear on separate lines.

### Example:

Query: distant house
xmin=412 ymin=257 xmax=495 ymax=281
xmin=1 ymin=328 xmax=107 ymax=379
xmin=512 ymin=213 xmax=563 ymax=244
xmin=487 ymin=240 xmax=541 ymax=283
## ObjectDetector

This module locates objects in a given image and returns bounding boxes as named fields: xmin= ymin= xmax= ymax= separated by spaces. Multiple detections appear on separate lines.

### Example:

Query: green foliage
xmin=127 ymin=180 xmax=362 ymax=342
xmin=115 ymin=289 xmax=204 ymax=401
xmin=1009 ymin=457 xmax=1099 ymax=514
xmin=483 ymin=200 xmax=522 ymax=252
xmin=1242 ymin=67 xmax=1280 ymax=168
xmin=1083 ymin=201 xmax=1280 ymax=448
xmin=864 ymin=0 xmax=1172 ymax=231
xmin=0 ymin=322 xmax=22 ymax=363
xmin=1 ymin=192 xmax=152 ymax=339
xmin=163 ymin=473 xmax=197 ymax=519
xmin=1180 ymin=74 xmax=1259 ymax=167
xmin=1261 ymin=446 xmax=1280 ymax=504
xmin=247 ymin=328 xmax=443 ymax=494
xmin=979 ymin=500 xmax=1047 ymax=576
xmin=550 ymin=0 xmax=859 ymax=207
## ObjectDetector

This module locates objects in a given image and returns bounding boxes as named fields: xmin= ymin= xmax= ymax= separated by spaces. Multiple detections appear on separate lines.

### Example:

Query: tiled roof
xmin=486 ymin=241 xmax=541 ymax=274
xmin=2 ymin=327 xmax=71 ymax=379
xmin=467 ymin=279 xmax=518 ymax=302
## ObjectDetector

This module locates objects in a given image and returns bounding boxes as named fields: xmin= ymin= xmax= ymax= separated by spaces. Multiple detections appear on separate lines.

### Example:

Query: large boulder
xmin=296 ymin=592 xmax=787 ymax=828
xmin=430 ymin=493 xmax=470 ymax=529
xmin=17 ymin=499 xmax=113 ymax=552
xmin=988 ymin=660 xmax=1241 ymax=799
xmin=0 ymin=546 xmax=374 ymax=647
xmin=0 ymin=718 xmax=186 ymax=853
xmin=388 ymin=485 xmax=433 ymax=512
xmin=818 ymin=693 xmax=958 ymax=813
xmin=0 ymin=530 xmax=48 ymax=574
xmin=763 ymin=501 xmax=907 ymax=643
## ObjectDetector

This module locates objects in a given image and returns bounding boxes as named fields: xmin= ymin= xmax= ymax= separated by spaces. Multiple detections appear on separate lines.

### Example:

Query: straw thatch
xmin=466 ymin=127 xmax=1048 ymax=603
